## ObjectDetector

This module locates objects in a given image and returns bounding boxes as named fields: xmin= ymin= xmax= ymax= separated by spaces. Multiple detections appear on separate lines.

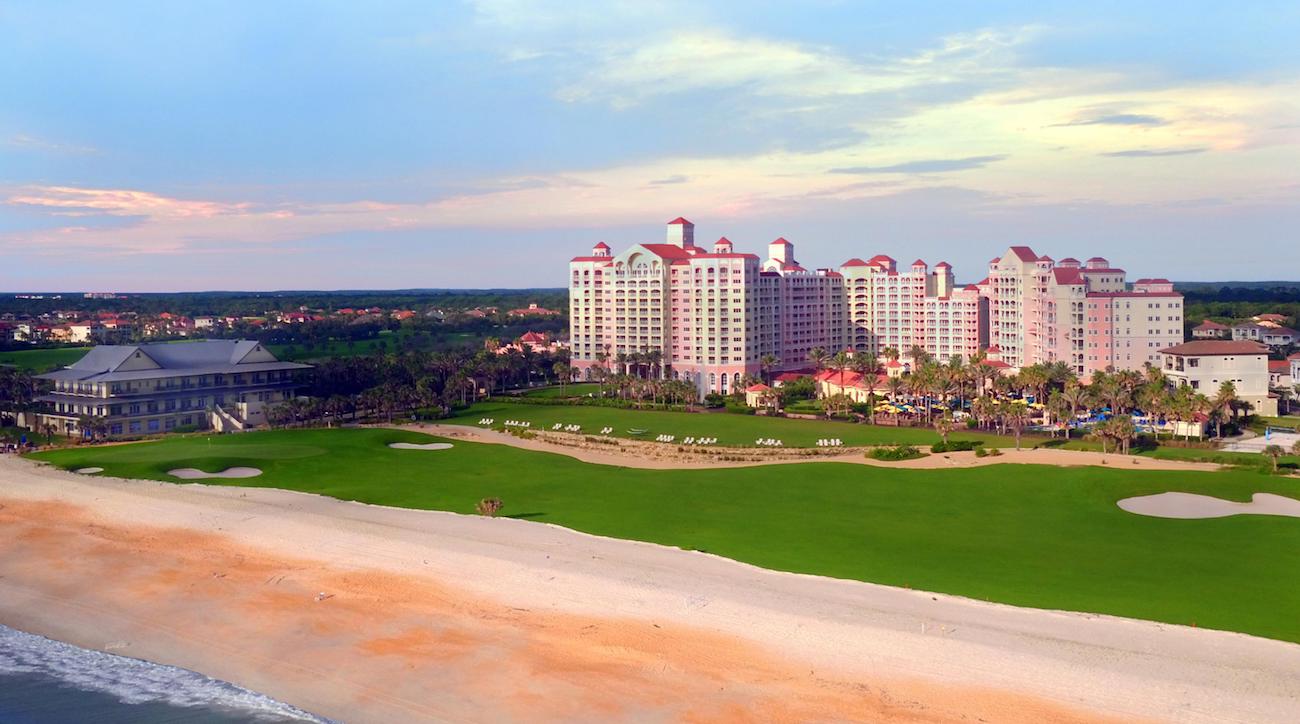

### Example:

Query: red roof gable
xmin=667 ymin=217 xmax=692 ymax=225
xmin=1053 ymin=267 xmax=1085 ymax=284
xmin=1194 ymin=320 xmax=1228 ymax=330
xmin=841 ymin=258 xmax=870 ymax=267
xmin=771 ymin=237 xmax=793 ymax=246
xmin=934 ymin=261 xmax=951 ymax=268
xmin=593 ymin=242 xmax=610 ymax=249
xmin=911 ymin=259 xmax=926 ymax=267
xmin=745 ymin=383 xmax=772 ymax=392
xmin=1268 ymin=360 xmax=1290 ymax=373
xmin=639 ymin=243 xmax=694 ymax=259
xmin=1008 ymin=246 xmax=1038 ymax=262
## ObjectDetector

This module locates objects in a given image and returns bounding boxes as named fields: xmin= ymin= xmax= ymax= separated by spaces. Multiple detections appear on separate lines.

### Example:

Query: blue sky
xmin=2 ymin=1 xmax=1298 ymax=290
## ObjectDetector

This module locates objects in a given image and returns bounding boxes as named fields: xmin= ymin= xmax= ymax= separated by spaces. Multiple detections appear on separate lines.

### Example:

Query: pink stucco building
xmin=570 ymin=220 xmax=1182 ymax=394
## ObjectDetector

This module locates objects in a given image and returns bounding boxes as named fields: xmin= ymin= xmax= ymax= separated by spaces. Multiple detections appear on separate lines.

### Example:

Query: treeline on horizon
xmin=0 ymin=289 xmax=568 ymax=317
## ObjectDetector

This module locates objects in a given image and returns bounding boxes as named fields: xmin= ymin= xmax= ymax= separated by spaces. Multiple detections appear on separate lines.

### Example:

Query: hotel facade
xmin=570 ymin=218 xmax=1183 ymax=394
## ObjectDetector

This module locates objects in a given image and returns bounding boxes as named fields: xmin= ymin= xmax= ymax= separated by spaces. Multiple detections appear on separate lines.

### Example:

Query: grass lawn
xmin=521 ymin=383 xmax=601 ymax=399
xmin=0 ymin=347 xmax=92 ymax=372
xmin=449 ymin=399 xmax=1023 ymax=448
xmin=1054 ymin=438 xmax=1298 ymax=470
xmin=30 ymin=428 xmax=1300 ymax=643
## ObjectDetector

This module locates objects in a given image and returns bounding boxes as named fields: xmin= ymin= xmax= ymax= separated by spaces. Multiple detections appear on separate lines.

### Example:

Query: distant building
xmin=32 ymin=340 xmax=311 ymax=437
xmin=508 ymin=302 xmax=561 ymax=317
xmin=1159 ymin=340 xmax=1276 ymax=416
xmin=1191 ymin=320 xmax=1230 ymax=339
xmin=1234 ymin=322 xmax=1298 ymax=349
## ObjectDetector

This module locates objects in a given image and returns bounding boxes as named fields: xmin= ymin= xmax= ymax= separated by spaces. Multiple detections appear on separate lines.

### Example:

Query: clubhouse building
xmin=32 ymin=340 xmax=310 ymax=437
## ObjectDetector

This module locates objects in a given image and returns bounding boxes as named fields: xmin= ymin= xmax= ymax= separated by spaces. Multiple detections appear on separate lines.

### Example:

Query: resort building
xmin=1159 ymin=340 xmax=1277 ymax=416
xmin=32 ymin=340 xmax=311 ymax=437
xmin=571 ymin=218 xmax=1182 ymax=394
xmin=980 ymin=251 xmax=1183 ymax=376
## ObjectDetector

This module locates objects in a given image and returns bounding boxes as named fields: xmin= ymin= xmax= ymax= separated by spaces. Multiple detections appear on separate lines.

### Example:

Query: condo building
xmin=570 ymin=218 xmax=1182 ymax=394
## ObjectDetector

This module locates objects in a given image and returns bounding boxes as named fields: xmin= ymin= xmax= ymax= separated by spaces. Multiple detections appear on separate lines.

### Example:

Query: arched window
xmin=709 ymin=373 xmax=716 ymax=391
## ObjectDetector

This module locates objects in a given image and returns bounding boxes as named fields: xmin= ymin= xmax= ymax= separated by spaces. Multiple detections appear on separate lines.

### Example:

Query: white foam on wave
xmin=0 ymin=624 xmax=330 ymax=722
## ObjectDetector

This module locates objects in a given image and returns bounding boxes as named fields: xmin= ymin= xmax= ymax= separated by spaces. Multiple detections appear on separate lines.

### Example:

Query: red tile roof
xmin=841 ymin=258 xmax=870 ymax=267
xmin=1053 ymin=268 xmax=1085 ymax=284
xmin=639 ymin=243 xmax=694 ymax=259
xmin=1268 ymin=360 xmax=1291 ymax=373
xmin=1194 ymin=320 xmax=1229 ymax=330
xmin=593 ymin=242 xmax=610 ymax=249
xmin=667 ymin=217 xmax=692 ymax=225
xmin=745 ymin=383 xmax=772 ymax=392
xmin=934 ymin=261 xmax=951 ymax=268
xmin=1159 ymin=340 xmax=1269 ymax=356
xmin=1008 ymin=246 xmax=1038 ymax=262
xmin=771 ymin=237 xmax=793 ymax=246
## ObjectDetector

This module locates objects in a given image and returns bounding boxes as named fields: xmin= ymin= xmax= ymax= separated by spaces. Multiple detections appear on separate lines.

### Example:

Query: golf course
xmin=29 ymin=427 xmax=1300 ymax=644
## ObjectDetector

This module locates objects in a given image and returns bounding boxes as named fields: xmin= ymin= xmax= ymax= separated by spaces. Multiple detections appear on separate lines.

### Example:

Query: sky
xmin=1 ymin=0 xmax=1298 ymax=291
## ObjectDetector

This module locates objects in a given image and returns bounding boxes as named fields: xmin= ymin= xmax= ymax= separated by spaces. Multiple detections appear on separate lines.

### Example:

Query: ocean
xmin=0 ymin=623 xmax=331 ymax=723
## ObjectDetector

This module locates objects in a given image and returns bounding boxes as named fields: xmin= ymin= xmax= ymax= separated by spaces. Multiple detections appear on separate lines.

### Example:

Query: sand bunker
xmin=167 ymin=467 xmax=263 ymax=479
xmin=387 ymin=442 xmax=453 ymax=451
xmin=73 ymin=467 xmax=104 ymax=475
xmin=1118 ymin=492 xmax=1300 ymax=519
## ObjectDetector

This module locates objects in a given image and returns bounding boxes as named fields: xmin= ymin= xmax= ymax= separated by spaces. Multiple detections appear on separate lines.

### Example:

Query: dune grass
xmin=448 ymin=400 xmax=1023 ymax=448
xmin=29 ymin=427 xmax=1300 ymax=643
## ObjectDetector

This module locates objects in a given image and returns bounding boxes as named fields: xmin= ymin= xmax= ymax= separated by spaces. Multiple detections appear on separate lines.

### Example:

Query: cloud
xmin=1052 ymin=113 xmax=1166 ymax=127
xmin=649 ymin=174 xmax=689 ymax=185
xmin=6 ymin=133 xmax=99 ymax=156
xmin=553 ymin=27 xmax=1037 ymax=108
xmin=1100 ymin=148 xmax=1208 ymax=157
xmin=829 ymin=155 xmax=1008 ymax=174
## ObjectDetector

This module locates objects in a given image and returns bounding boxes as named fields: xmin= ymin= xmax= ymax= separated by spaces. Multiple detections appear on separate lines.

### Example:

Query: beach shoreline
xmin=1 ymin=455 xmax=1297 ymax=722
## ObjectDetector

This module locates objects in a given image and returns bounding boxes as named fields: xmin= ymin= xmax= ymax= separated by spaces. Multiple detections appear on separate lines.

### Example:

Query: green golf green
xmin=28 ymin=427 xmax=1300 ymax=643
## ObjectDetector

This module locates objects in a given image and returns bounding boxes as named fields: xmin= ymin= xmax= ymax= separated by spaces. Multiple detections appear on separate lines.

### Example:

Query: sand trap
xmin=167 ymin=467 xmax=263 ymax=479
xmin=387 ymin=442 xmax=453 ymax=451
xmin=73 ymin=467 xmax=103 ymax=475
xmin=1118 ymin=492 xmax=1300 ymax=519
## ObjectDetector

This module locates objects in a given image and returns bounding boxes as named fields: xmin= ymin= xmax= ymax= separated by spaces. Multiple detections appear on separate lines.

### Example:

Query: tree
xmin=1000 ymin=399 xmax=1030 ymax=450
xmin=1211 ymin=381 xmax=1237 ymax=438
xmin=933 ymin=411 xmax=955 ymax=445
xmin=829 ymin=350 xmax=853 ymax=416
xmin=1105 ymin=415 xmax=1137 ymax=455
xmin=552 ymin=361 xmax=571 ymax=395
xmin=852 ymin=353 xmax=880 ymax=424
xmin=1262 ymin=445 xmax=1286 ymax=472
xmin=760 ymin=353 xmax=779 ymax=385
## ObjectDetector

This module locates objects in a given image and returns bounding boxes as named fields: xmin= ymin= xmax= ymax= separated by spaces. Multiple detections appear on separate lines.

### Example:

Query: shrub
xmin=867 ymin=445 xmax=927 ymax=461
xmin=703 ymin=393 xmax=726 ymax=408
xmin=974 ymin=447 xmax=988 ymax=458
xmin=931 ymin=440 xmax=983 ymax=453
xmin=985 ymin=447 xmax=1002 ymax=457
xmin=724 ymin=401 xmax=756 ymax=415
xmin=171 ymin=424 xmax=200 ymax=434
xmin=475 ymin=497 xmax=503 ymax=516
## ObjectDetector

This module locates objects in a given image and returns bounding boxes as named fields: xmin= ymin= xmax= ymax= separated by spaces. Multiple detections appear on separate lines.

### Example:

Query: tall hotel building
xmin=570 ymin=219 xmax=1181 ymax=393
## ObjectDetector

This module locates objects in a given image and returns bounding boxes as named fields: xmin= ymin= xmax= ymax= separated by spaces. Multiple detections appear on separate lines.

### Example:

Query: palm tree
xmin=933 ymin=411 xmax=956 ymax=445
xmin=1262 ymin=445 xmax=1286 ymax=472
xmin=1046 ymin=391 xmax=1072 ymax=438
xmin=853 ymin=353 xmax=880 ymax=423
xmin=760 ymin=353 xmax=779 ymax=385
xmin=1211 ymin=382 xmax=1237 ymax=438
xmin=552 ymin=361 xmax=571 ymax=394
xmin=1001 ymin=399 xmax=1030 ymax=450
xmin=1106 ymin=415 xmax=1137 ymax=454
xmin=829 ymin=350 xmax=853 ymax=416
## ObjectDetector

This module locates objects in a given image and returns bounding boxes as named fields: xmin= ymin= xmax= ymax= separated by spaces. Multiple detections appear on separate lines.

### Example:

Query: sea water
xmin=0 ymin=623 xmax=332 ymax=723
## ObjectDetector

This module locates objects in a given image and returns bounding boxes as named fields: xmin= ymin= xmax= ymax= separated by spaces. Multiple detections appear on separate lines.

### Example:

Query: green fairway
xmin=0 ymin=346 xmax=92 ymax=372
xmin=449 ymin=399 xmax=1022 ymax=448
xmin=30 ymin=428 xmax=1300 ymax=643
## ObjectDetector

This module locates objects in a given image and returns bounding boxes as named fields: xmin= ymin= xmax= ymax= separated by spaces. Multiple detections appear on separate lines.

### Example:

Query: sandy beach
xmin=1 ymin=455 xmax=1297 ymax=723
